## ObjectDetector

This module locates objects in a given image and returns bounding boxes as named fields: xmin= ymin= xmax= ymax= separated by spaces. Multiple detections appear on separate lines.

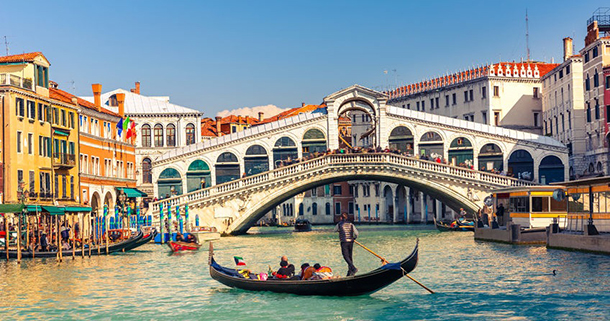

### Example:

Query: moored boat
xmin=294 ymin=219 xmax=312 ymax=232
xmin=168 ymin=241 xmax=201 ymax=252
xmin=208 ymin=239 xmax=419 ymax=296
xmin=190 ymin=226 xmax=221 ymax=242
xmin=433 ymin=217 xmax=474 ymax=232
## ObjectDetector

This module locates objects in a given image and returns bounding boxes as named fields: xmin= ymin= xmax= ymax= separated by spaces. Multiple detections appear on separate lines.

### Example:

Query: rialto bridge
xmin=150 ymin=85 xmax=568 ymax=234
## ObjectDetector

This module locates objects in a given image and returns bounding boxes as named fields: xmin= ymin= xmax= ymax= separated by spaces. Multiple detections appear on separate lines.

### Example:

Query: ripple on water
xmin=1 ymin=226 xmax=609 ymax=320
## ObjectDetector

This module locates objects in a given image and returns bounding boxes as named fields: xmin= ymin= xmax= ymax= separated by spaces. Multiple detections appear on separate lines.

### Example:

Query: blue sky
xmin=0 ymin=1 xmax=603 ymax=116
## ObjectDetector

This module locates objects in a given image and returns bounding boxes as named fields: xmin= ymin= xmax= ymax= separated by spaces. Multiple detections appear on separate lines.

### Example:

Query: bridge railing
xmin=150 ymin=153 xmax=534 ymax=213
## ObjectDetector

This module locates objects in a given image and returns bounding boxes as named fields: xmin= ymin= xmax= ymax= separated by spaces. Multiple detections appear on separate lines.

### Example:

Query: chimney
xmin=563 ymin=37 xmax=573 ymax=61
xmin=215 ymin=116 xmax=222 ymax=136
xmin=258 ymin=112 xmax=264 ymax=122
xmin=116 ymin=93 xmax=125 ymax=118
xmin=92 ymin=83 xmax=102 ymax=111
xmin=134 ymin=81 xmax=140 ymax=94
xmin=302 ymin=102 xmax=305 ymax=107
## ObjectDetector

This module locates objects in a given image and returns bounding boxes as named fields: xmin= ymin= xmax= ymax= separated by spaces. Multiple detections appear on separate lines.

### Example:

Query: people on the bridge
xmin=335 ymin=212 xmax=359 ymax=276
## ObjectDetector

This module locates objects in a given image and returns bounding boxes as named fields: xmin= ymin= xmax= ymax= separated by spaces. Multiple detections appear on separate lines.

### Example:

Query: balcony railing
xmin=0 ymin=73 xmax=33 ymax=90
xmin=53 ymin=153 xmax=76 ymax=167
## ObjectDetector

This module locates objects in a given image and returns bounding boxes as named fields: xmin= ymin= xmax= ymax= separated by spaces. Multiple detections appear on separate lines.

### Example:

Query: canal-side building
xmin=578 ymin=10 xmax=610 ymax=177
xmin=387 ymin=61 xmax=559 ymax=135
xmin=84 ymin=83 xmax=204 ymax=200
xmin=0 ymin=52 xmax=80 ymax=212
xmin=542 ymin=38 xmax=586 ymax=180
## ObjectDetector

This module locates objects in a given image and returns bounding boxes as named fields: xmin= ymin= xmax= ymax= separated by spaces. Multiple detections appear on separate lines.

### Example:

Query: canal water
xmin=1 ymin=226 xmax=609 ymax=320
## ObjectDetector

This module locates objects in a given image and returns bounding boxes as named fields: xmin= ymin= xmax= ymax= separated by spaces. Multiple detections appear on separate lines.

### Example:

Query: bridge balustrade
xmin=151 ymin=152 xmax=535 ymax=214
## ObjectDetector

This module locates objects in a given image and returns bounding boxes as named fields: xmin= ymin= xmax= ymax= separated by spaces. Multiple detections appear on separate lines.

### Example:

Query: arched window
xmin=299 ymin=203 xmax=304 ymax=216
xmin=166 ymin=124 xmax=176 ymax=147
xmin=141 ymin=124 xmax=151 ymax=147
xmin=388 ymin=126 xmax=414 ymax=154
xmin=312 ymin=203 xmax=318 ymax=215
xmin=142 ymin=158 xmax=152 ymax=183
xmin=158 ymin=168 xmax=182 ymax=198
xmin=302 ymin=129 xmax=327 ymax=157
xmin=154 ymin=124 xmax=164 ymax=147
xmin=186 ymin=123 xmax=196 ymax=145
xmin=244 ymin=145 xmax=269 ymax=176
xmin=216 ymin=152 xmax=240 ymax=184
xmin=539 ymin=155 xmax=565 ymax=184
xmin=187 ymin=160 xmax=211 ymax=192
xmin=273 ymin=137 xmax=298 ymax=168
xmin=325 ymin=202 xmax=331 ymax=215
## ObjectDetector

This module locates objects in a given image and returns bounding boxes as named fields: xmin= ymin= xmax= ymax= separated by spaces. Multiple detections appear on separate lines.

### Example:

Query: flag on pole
xmin=129 ymin=121 xmax=137 ymax=139
xmin=123 ymin=116 xmax=130 ymax=132
xmin=234 ymin=256 xmax=246 ymax=266
xmin=116 ymin=118 xmax=123 ymax=137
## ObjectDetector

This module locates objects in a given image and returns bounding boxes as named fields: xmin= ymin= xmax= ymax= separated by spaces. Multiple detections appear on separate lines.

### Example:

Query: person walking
xmin=334 ymin=212 xmax=359 ymax=276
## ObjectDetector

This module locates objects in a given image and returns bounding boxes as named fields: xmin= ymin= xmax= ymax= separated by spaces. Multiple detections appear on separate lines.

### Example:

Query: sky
xmin=0 ymin=1 xmax=605 ymax=116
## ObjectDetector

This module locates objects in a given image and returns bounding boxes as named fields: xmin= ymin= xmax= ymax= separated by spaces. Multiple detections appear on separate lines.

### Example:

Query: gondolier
xmin=334 ymin=213 xmax=359 ymax=276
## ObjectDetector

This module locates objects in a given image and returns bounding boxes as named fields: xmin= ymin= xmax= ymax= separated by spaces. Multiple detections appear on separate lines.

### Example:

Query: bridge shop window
xmin=478 ymin=143 xmax=503 ymax=172
xmin=419 ymin=132 xmax=444 ymax=159
xmin=244 ymin=145 xmax=269 ymax=176
xmin=538 ymin=155 xmax=564 ymax=184
xmin=388 ymin=126 xmax=414 ymax=154
xmin=273 ymin=137 xmax=298 ymax=168
xmin=158 ymin=168 xmax=182 ymax=198
xmin=302 ymin=129 xmax=327 ymax=157
xmin=448 ymin=137 xmax=473 ymax=167
xmin=216 ymin=152 xmax=240 ymax=184
xmin=187 ymin=160 xmax=211 ymax=192
xmin=507 ymin=150 xmax=534 ymax=181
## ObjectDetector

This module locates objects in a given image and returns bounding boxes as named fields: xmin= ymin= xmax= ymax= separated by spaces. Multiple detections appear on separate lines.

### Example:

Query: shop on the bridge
xmin=538 ymin=155 xmax=565 ymax=184
xmin=273 ymin=137 xmax=298 ymax=168
xmin=418 ymin=131 xmax=444 ymax=158
xmin=186 ymin=160 xmax=211 ymax=192
xmin=244 ymin=145 xmax=269 ymax=176
xmin=507 ymin=150 xmax=534 ymax=180
xmin=478 ymin=143 xmax=503 ymax=172
xmin=302 ymin=129 xmax=327 ymax=157
xmin=388 ymin=126 xmax=414 ymax=154
xmin=448 ymin=137 xmax=473 ymax=167
xmin=158 ymin=168 xmax=183 ymax=198
xmin=216 ymin=152 xmax=240 ymax=184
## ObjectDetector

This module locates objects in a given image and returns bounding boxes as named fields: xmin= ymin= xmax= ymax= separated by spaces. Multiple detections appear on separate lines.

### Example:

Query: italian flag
xmin=234 ymin=256 xmax=246 ymax=266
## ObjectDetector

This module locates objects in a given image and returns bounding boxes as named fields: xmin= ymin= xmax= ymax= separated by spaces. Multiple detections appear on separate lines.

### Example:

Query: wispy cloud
xmin=216 ymin=104 xmax=289 ymax=118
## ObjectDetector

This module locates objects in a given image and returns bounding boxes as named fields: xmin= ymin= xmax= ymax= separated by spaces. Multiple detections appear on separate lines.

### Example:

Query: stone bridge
xmin=151 ymin=152 xmax=535 ymax=235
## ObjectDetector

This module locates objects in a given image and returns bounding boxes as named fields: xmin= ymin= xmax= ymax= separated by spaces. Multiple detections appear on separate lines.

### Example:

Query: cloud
xmin=216 ymin=104 xmax=289 ymax=118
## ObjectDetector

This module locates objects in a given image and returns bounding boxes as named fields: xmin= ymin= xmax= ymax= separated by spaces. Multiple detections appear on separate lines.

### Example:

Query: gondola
xmin=168 ymin=241 xmax=201 ymax=252
xmin=433 ymin=217 xmax=474 ymax=232
xmin=208 ymin=239 xmax=419 ymax=296
xmin=6 ymin=231 xmax=144 ymax=259
xmin=294 ymin=219 xmax=312 ymax=232
xmin=122 ymin=229 xmax=157 ymax=251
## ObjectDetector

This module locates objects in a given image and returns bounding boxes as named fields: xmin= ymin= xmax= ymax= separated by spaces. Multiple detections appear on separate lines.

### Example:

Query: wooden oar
xmin=353 ymin=240 xmax=435 ymax=294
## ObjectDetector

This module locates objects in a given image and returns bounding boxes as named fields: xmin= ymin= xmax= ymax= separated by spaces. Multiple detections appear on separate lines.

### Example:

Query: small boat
xmin=190 ymin=227 xmax=221 ymax=242
xmin=6 ymin=231 xmax=144 ymax=259
xmin=208 ymin=239 xmax=419 ymax=296
xmin=123 ymin=228 xmax=157 ymax=252
xmin=433 ymin=217 xmax=474 ymax=232
xmin=168 ymin=241 xmax=201 ymax=252
xmin=294 ymin=219 xmax=312 ymax=232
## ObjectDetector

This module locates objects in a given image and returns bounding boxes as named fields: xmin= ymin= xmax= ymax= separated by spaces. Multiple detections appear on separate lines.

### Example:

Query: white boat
xmin=190 ymin=227 xmax=221 ymax=242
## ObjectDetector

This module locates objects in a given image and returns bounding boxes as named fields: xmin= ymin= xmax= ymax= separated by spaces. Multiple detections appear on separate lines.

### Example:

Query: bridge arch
xmin=448 ymin=136 xmax=474 ymax=167
xmin=186 ymin=160 xmax=211 ymax=192
xmin=507 ymin=149 xmax=534 ymax=181
xmin=419 ymin=131 xmax=444 ymax=159
xmin=216 ymin=152 xmax=240 ymax=184
xmin=228 ymin=169 xmax=481 ymax=234
xmin=388 ymin=125 xmax=415 ymax=154
xmin=337 ymin=97 xmax=376 ymax=117
xmin=478 ymin=143 xmax=504 ymax=172
xmin=538 ymin=155 xmax=565 ymax=184
xmin=244 ymin=145 xmax=269 ymax=176
xmin=273 ymin=136 xmax=299 ymax=168
xmin=158 ymin=167 xmax=182 ymax=198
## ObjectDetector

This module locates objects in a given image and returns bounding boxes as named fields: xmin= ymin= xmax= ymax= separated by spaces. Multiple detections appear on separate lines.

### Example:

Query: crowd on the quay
xmin=0 ymin=221 xmax=81 ymax=252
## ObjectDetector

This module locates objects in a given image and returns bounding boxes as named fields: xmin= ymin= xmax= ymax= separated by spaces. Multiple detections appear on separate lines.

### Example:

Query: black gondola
xmin=6 ymin=231 xmax=144 ymax=259
xmin=208 ymin=239 xmax=419 ymax=296
xmin=433 ymin=217 xmax=474 ymax=232
xmin=294 ymin=219 xmax=312 ymax=232
xmin=123 ymin=229 xmax=157 ymax=251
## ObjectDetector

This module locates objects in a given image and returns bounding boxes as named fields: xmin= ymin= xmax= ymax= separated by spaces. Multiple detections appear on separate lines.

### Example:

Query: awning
xmin=42 ymin=206 xmax=65 ymax=215
xmin=26 ymin=205 xmax=43 ymax=212
xmin=64 ymin=206 xmax=92 ymax=213
xmin=117 ymin=187 xmax=148 ymax=197
xmin=0 ymin=204 xmax=25 ymax=213
xmin=54 ymin=129 xmax=69 ymax=137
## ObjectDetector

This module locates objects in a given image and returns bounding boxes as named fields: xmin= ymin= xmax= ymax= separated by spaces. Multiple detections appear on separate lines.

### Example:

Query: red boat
xmin=167 ymin=241 xmax=201 ymax=252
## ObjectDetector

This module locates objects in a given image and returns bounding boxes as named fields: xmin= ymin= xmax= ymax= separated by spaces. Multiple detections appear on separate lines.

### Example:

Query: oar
xmin=353 ymin=240 xmax=435 ymax=294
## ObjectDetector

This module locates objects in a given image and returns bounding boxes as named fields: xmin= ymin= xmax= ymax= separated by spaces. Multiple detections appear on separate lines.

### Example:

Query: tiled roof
xmin=388 ymin=62 xmax=560 ymax=100
xmin=0 ymin=52 xmax=46 ymax=64
xmin=83 ymin=89 xmax=203 ymax=116
xmin=201 ymin=118 xmax=218 ymax=137
xmin=259 ymin=103 xmax=326 ymax=124
xmin=50 ymin=87 xmax=120 ymax=117
xmin=221 ymin=115 xmax=260 ymax=125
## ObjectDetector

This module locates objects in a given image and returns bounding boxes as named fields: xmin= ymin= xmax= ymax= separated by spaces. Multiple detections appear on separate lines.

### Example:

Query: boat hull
xmin=168 ymin=241 xmax=201 ymax=252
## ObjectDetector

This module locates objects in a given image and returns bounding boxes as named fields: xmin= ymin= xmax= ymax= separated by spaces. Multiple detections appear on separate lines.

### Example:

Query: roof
xmin=50 ymin=88 xmax=120 ymax=117
xmin=0 ymin=52 xmax=48 ymax=64
xmin=388 ymin=62 xmax=560 ymax=100
xmin=258 ymin=103 xmax=326 ymax=124
xmin=201 ymin=118 xmax=219 ymax=137
xmin=221 ymin=115 xmax=260 ymax=125
xmin=83 ymin=89 xmax=203 ymax=116
xmin=201 ymin=115 xmax=261 ymax=137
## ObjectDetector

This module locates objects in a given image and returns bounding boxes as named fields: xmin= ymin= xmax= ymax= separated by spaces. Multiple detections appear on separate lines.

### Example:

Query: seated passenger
xmin=185 ymin=234 xmax=198 ymax=243
xmin=300 ymin=263 xmax=316 ymax=280
xmin=175 ymin=233 xmax=185 ymax=242
xmin=310 ymin=263 xmax=333 ymax=280
xmin=273 ymin=260 xmax=295 ymax=279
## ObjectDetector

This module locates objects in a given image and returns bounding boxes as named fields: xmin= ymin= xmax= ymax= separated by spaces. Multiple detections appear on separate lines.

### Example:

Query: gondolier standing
xmin=335 ymin=213 xmax=359 ymax=276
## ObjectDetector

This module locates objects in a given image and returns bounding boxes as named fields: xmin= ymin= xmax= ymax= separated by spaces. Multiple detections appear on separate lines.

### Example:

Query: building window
xmin=586 ymin=75 xmax=590 ymax=91
xmin=416 ymin=101 xmax=420 ymax=111
xmin=69 ymin=112 xmax=74 ymax=129
xmin=421 ymin=101 xmax=425 ymax=112
xmin=62 ymin=175 xmax=67 ymax=198
xmin=333 ymin=185 xmax=342 ymax=195
xmin=482 ymin=111 xmax=487 ymax=124
xmin=561 ymin=114 xmax=565 ymax=132
xmin=37 ymin=103 xmax=43 ymax=121
xmin=44 ymin=105 xmax=50 ymax=122
xmin=606 ymin=75 xmax=610 ymax=89
xmin=142 ymin=158 xmax=152 ymax=183
xmin=141 ymin=124 xmax=151 ymax=147
xmin=493 ymin=86 xmax=500 ymax=97
xmin=28 ymin=133 xmax=33 ymax=155
xmin=469 ymin=89 xmax=473 ymax=101
xmin=16 ymin=131 xmax=22 ymax=153
xmin=445 ymin=95 xmax=449 ymax=106
xmin=186 ymin=123 xmax=196 ymax=145
xmin=585 ymin=52 xmax=589 ymax=63
xmin=334 ymin=202 xmax=341 ymax=215
xmin=586 ymin=103 xmax=591 ymax=122
xmin=452 ymin=93 xmax=457 ymax=105
xmin=435 ymin=97 xmax=439 ymax=109
xmin=594 ymin=71 xmax=599 ymax=87
xmin=533 ymin=112 xmax=539 ymax=127
xmin=568 ymin=110 xmax=572 ymax=129
xmin=61 ymin=109 xmax=66 ymax=127
xmin=17 ymin=170 xmax=23 ymax=186
xmin=566 ymin=65 xmax=570 ymax=75
xmin=595 ymin=100 xmax=600 ymax=120
xmin=166 ymin=123 xmax=176 ymax=147
xmin=494 ymin=112 xmax=500 ymax=126
xmin=430 ymin=98 xmax=434 ymax=109
xmin=312 ymin=202 xmax=318 ymax=215
xmin=533 ymin=87 xmax=539 ymax=98
xmin=27 ymin=100 xmax=35 ymax=119
xmin=555 ymin=116 xmax=559 ymax=134
xmin=482 ymin=86 xmax=487 ymax=99
xmin=464 ymin=91 xmax=468 ymax=102
xmin=406 ymin=103 xmax=410 ymax=109
xmin=16 ymin=98 xmax=24 ymax=117
xmin=52 ymin=107 xmax=58 ymax=124
xmin=70 ymin=176 xmax=74 ymax=199
xmin=593 ymin=46 xmax=598 ymax=58
xmin=29 ymin=170 xmax=35 ymax=193
xmin=325 ymin=202 xmax=331 ymax=215
xmin=154 ymin=124 xmax=164 ymax=147
xmin=348 ymin=201 xmax=354 ymax=215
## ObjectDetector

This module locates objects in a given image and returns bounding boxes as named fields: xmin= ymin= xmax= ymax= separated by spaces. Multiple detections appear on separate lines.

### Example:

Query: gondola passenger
xmin=300 ymin=263 xmax=316 ymax=280
xmin=310 ymin=263 xmax=334 ymax=280
xmin=273 ymin=259 xmax=295 ymax=279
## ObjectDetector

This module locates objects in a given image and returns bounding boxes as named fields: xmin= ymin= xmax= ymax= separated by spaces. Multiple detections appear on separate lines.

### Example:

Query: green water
xmin=1 ymin=226 xmax=609 ymax=320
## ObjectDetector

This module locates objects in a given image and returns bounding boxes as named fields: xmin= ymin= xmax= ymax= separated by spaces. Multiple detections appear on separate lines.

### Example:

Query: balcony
xmin=0 ymin=74 xmax=33 ymax=90
xmin=53 ymin=153 xmax=76 ymax=168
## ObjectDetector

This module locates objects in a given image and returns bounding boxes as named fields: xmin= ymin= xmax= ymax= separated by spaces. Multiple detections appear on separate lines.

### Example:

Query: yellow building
xmin=0 ymin=52 xmax=80 ymax=212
